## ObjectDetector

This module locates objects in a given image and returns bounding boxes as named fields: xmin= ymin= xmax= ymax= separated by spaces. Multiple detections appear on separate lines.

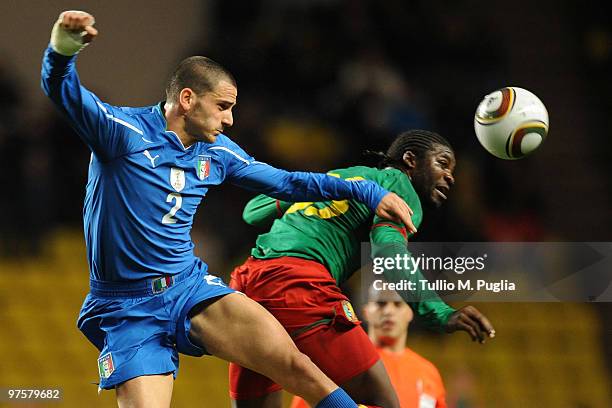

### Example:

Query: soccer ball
xmin=474 ymin=87 xmax=549 ymax=160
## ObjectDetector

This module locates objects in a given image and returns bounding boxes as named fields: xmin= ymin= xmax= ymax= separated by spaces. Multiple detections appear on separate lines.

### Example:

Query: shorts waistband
xmin=90 ymin=272 xmax=192 ymax=297
xmin=248 ymin=255 xmax=328 ymax=269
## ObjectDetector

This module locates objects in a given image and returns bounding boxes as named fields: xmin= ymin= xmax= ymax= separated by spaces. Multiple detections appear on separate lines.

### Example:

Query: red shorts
xmin=228 ymin=256 xmax=380 ymax=400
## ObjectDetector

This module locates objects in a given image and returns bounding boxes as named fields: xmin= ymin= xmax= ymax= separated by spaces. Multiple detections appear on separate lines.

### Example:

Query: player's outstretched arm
xmin=243 ymin=191 xmax=417 ymax=235
xmin=243 ymin=191 xmax=417 ymax=233
xmin=230 ymin=162 xmax=417 ymax=233
xmin=444 ymin=305 xmax=496 ymax=344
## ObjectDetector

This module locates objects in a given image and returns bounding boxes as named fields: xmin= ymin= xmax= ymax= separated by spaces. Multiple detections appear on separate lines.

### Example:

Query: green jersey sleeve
xmin=243 ymin=194 xmax=292 ymax=228
xmin=369 ymin=169 xmax=456 ymax=331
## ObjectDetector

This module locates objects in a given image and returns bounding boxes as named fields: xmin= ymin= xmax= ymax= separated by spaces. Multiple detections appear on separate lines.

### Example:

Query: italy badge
xmin=98 ymin=352 xmax=115 ymax=379
xmin=197 ymin=155 xmax=211 ymax=180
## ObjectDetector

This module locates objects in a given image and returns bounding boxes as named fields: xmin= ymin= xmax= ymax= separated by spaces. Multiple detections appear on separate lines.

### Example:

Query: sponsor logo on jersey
xmin=143 ymin=150 xmax=159 ymax=167
xmin=204 ymin=274 xmax=226 ymax=287
xmin=98 ymin=352 xmax=115 ymax=379
xmin=197 ymin=155 xmax=211 ymax=180
xmin=170 ymin=167 xmax=185 ymax=192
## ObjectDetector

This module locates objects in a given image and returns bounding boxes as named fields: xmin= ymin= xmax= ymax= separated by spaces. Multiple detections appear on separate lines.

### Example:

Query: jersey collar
xmin=154 ymin=102 xmax=193 ymax=151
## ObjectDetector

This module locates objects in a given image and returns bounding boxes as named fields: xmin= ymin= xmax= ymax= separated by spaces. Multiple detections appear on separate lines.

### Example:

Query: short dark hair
xmin=165 ymin=56 xmax=236 ymax=101
xmin=371 ymin=129 xmax=452 ymax=169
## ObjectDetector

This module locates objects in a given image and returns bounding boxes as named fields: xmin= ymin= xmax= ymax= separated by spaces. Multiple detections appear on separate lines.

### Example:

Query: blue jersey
xmin=41 ymin=46 xmax=390 ymax=283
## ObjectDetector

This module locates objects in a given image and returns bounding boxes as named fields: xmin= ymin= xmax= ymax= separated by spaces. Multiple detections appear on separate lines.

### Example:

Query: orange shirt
xmin=378 ymin=347 xmax=447 ymax=408
xmin=290 ymin=347 xmax=446 ymax=408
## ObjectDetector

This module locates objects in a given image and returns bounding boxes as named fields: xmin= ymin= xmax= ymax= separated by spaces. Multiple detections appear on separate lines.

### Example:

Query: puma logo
xmin=143 ymin=150 xmax=160 ymax=168
xmin=204 ymin=275 xmax=226 ymax=287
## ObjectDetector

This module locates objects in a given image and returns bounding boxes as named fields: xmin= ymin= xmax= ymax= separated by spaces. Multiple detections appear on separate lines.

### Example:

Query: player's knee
xmin=287 ymin=351 xmax=318 ymax=380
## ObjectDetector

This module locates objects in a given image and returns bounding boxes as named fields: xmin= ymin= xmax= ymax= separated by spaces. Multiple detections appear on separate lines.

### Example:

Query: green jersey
xmin=243 ymin=166 xmax=455 ymax=331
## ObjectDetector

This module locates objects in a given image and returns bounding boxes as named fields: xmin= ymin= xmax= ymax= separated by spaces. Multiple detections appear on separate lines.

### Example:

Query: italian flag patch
xmin=98 ymin=352 xmax=115 ymax=379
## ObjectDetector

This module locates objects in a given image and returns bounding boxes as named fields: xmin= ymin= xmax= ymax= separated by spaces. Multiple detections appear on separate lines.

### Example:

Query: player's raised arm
xmin=51 ymin=10 xmax=98 ymax=55
xmin=41 ymin=10 xmax=143 ymax=161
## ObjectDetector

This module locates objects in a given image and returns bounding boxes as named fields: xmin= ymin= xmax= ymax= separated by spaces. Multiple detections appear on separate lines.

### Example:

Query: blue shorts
xmin=77 ymin=268 xmax=236 ymax=390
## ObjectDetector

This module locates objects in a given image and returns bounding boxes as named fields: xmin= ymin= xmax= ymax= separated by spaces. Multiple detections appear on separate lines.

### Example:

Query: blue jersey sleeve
xmin=213 ymin=138 xmax=389 ymax=212
xmin=41 ymin=45 xmax=143 ymax=161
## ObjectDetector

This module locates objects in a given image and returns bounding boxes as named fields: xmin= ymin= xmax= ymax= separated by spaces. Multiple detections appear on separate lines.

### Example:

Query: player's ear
xmin=402 ymin=150 xmax=417 ymax=170
xmin=178 ymin=88 xmax=196 ymax=111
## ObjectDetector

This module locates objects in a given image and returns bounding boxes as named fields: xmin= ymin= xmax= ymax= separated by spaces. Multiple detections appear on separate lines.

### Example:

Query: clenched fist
xmin=50 ymin=10 xmax=98 ymax=56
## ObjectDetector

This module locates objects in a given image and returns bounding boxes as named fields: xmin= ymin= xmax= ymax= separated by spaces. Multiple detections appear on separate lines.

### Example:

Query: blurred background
xmin=0 ymin=0 xmax=610 ymax=406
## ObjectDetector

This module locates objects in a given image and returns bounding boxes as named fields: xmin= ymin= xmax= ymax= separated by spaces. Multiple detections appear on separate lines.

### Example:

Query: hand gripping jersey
xmin=40 ymin=46 xmax=390 ymax=283
xmin=244 ymin=166 xmax=456 ymax=330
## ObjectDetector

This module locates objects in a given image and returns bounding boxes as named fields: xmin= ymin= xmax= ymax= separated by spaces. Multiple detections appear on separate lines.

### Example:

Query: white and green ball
xmin=474 ymin=87 xmax=549 ymax=160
